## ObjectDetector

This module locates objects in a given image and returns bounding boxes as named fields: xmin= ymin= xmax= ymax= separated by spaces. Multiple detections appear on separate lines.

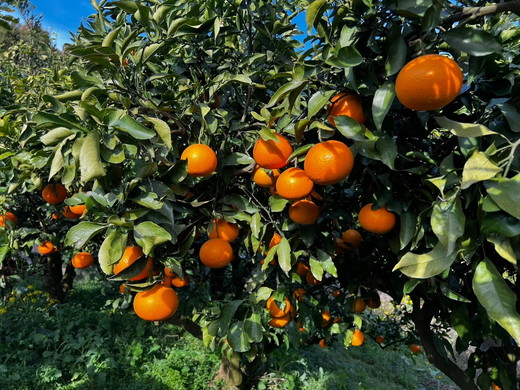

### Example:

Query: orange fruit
xmin=366 ymin=294 xmax=381 ymax=309
xmin=207 ymin=218 xmax=239 ymax=242
xmin=162 ymin=275 xmax=173 ymax=287
xmin=180 ymin=144 xmax=218 ymax=177
xmin=42 ymin=183 xmax=67 ymax=204
xmin=321 ymin=308 xmax=331 ymax=327
xmin=38 ymin=241 xmax=56 ymax=255
xmin=69 ymin=204 xmax=86 ymax=215
xmin=113 ymin=246 xmax=153 ymax=281
xmin=327 ymin=93 xmax=365 ymax=127
xmin=119 ymin=283 xmax=127 ymax=294
xmin=296 ymin=321 xmax=306 ymax=332
xmin=375 ymin=336 xmax=385 ymax=344
xmin=268 ymin=312 xmax=291 ymax=328
xmin=199 ymin=238 xmax=233 ymax=268
xmin=289 ymin=200 xmax=320 ymax=225
xmin=352 ymin=298 xmax=366 ymax=313
xmin=133 ymin=283 xmax=179 ymax=321
xmin=306 ymin=272 xmax=321 ymax=286
xmin=396 ymin=54 xmax=463 ymax=111
xmin=304 ymin=141 xmax=354 ymax=185
xmin=164 ymin=267 xmax=175 ymax=278
xmin=266 ymin=296 xmax=292 ymax=318
xmin=269 ymin=232 xmax=282 ymax=248
xmin=172 ymin=275 xmax=189 ymax=288
xmin=0 ymin=212 xmax=18 ymax=228
xmin=358 ymin=203 xmax=396 ymax=234
xmin=71 ymin=252 xmax=94 ymax=269
xmin=332 ymin=317 xmax=342 ymax=324
xmin=275 ymin=168 xmax=314 ymax=201
xmin=62 ymin=206 xmax=80 ymax=219
xmin=318 ymin=339 xmax=328 ymax=348
xmin=292 ymin=288 xmax=306 ymax=302
xmin=340 ymin=229 xmax=362 ymax=250
xmin=294 ymin=262 xmax=309 ymax=277
xmin=332 ymin=290 xmax=342 ymax=298
xmin=51 ymin=213 xmax=60 ymax=220
xmin=253 ymin=133 xmax=293 ymax=169
xmin=252 ymin=165 xmax=280 ymax=188
xmin=351 ymin=329 xmax=365 ymax=346
xmin=409 ymin=344 xmax=421 ymax=354
xmin=491 ymin=383 xmax=502 ymax=390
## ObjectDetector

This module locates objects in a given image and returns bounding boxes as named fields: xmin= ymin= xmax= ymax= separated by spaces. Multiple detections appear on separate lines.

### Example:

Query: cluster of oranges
xmin=0 ymin=211 xmax=18 ymax=228
xmin=42 ymin=183 xmax=86 ymax=220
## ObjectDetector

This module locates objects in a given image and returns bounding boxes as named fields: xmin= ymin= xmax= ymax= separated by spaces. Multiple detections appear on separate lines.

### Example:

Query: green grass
xmin=0 ymin=279 xmax=457 ymax=390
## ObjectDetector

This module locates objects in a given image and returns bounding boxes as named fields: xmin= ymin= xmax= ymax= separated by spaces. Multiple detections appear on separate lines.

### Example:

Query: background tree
xmin=1 ymin=0 xmax=519 ymax=389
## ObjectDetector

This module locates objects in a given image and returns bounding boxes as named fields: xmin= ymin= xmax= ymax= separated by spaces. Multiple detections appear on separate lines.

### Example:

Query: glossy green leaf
xmin=98 ymin=229 xmax=128 ymax=275
xmin=134 ymin=221 xmax=172 ymax=255
xmin=486 ymin=235 xmax=517 ymax=265
xmin=309 ymin=256 xmax=324 ymax=281
xmin=308 ymin=90 xmax=335 ymax=118
xmin=461 ymin=151 xmax=501 ymax=189
xmin=266 ymin=81 xmax=308 ymax=108
xmin=244 ymin=312 xmax=263 ymax=343
xmin=269 ymin=195 xmax=288 ymax=212
xmin=435 ymin=116 xmax=496 ymax=137
xmin=66 ymin=222 xmax=108 ymax=249
xmin=80 ymin=131 xmax=106 ymax=182
xmin=444 ymin=27 xmax=503 ymax=57
xmin=485 ymin=178 xmax=520 ymax=220
xmin=431 ymin=195 xmax=465 ymax=256
xmin=481 ymin=212 xmax=520 ymax=238
xmin=393 ymin=243 xmax=458 ymax=279
xmin=106 ymin=110 xmax=155 ymax=140
xmin=399 ymin=211 xmax=417 ymax=250
xmin=218 ymin=300 xmax=243 ymax=336
xmin=306 ymin=0 xmax=327 ymax=33
xmin=385 ymin=37 xmax=406 ymax=76
xmin=372 ymin=81 xmax=395 ymax=131
xmin=227 ymin=321 xmax=250 ymax=352
xmin=143 ymin=116 xmax=172 ymax=149
xmin=473 ymin=259 xmax=520 ymax=346
xmin=277 ymin=237 xmax=291 ymax=274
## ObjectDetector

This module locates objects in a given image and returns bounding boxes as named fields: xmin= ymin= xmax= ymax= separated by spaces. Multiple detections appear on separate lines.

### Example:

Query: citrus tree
xmin=1 ymin=0 xmax=520 ymax=389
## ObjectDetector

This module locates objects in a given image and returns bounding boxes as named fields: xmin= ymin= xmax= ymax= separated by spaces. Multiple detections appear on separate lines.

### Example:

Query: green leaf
xmin=109 ymin=255 xmax=150 ymax=281
xmin=309 ymin=256 xmax=324 ymax=280
xmin=486 ymin=235 xmax=517 ymax=265
xmin=227 ymin=321 xmax=250 ymax=352
xmin=66 ymin=222 xmax=108 ymax=249
xmin=334 ymin=116 xmax=366 ymax=141
xmin=393 ymin=243 xmax=458 ymax=279
xmin=218 ymin=300 xmax=243 ymax=337
xmin=430 ymin=195 xmax=465 ymax=256
xmin=40 ymin=128 xmax=75 ymax=146
xmin=481 ymin=212 xmax=520 ymax=238
xmin=134 ymin=222 xmax=172 ymax=255
xmin=277 ymin=238 xmax=291 ymax=274
xmin=268 ymin=195 xmax=288 ymax=213
xmin=143 ymin=116 xmax=172 ymax=149
xmin=325 ymin=47 xmax=364 ymax=68
xmin=440 ymin=284 xmax=471 ymax=303
xmin=244 ymin=312 xmax=263 ymax=343
xmin=306 ymin=0 xmax=327 ymax=33
xmin=251 ymin=213 xmax=261 ymax=239
xmin=98 ymin=230 xmax=128 ymax=275
xmin=266 ymin=81 xmax=308 ymax=108
xmin=49 ymin=145 xmax=65 ymax=180
xmin=435 ymin=116 xmax=496 ymax=137
xmin=496 ymin=103 xmax=520 ymax=132
xmin=106 ymin=110 xmax=155 ymax=140
xmin=372 ymin=82 xmax=395 ymax=131
xmin=443 ymin=27 xmax=503 ymax=57
xmin=80 ymin=131 xmax=106 ymax=182
xmin=317 ymin=249 xmax=337 ymax=277
xmin=308 ymin=90 xmax=335 ymax=118
xmin=399 ymin=211 xmax=417 ymax=250
xmin=473 ymin=259 xmax=520 ymax=346
xmin=385 ymin=37 xmax=406 ymax=76
xmin=485 ymin=178 xmax=520 ymax=220
xmin=461 ymin=151 xmax=501 ymax=189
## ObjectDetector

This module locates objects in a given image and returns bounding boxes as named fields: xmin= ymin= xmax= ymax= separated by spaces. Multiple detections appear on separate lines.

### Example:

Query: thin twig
xmin=442 ymin=1 xmax=520 ymax=26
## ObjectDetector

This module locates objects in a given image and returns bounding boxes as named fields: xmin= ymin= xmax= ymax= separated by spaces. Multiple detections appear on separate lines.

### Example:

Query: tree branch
xmin=442 ymin=1 xmax=520 ymax=26
xmin=166 ymin=312 xmax=203 ymax=339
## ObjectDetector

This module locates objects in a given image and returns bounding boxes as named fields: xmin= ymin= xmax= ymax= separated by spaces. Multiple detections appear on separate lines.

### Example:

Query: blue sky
xmin=27 ymin=0 xmax=94 ymax=47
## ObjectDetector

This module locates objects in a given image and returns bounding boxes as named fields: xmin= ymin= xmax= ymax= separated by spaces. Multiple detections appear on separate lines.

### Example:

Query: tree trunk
xmin=211 ymin=352 xmax=243 ymax=389
xmin=411 ymin=293 xmax=480 ymax=390
xmin=43 ymin=252 xmax=75 ymax=302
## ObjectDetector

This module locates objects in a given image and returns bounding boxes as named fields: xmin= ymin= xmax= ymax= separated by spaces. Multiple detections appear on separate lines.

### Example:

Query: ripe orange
xmin=199 ymin=238 xmax=233 ymax=268
xmin=358 ymin=203 xmax=396 ymax=234
xmin=351 ymin=329 xmax=365 ymax=346
xmin=304 ymin=140 xmax=354 ymax=185
xmin=69 ymin=204 xmax=86 ymax=215
xmin=42 ymin=183 xmax=67 ymax=204
xmin=164 ymin=267 xmax=175 ymax=278
xmin=340 ymin=229 xmax=362 ymax=250
xmin=321 ymin=308 xmax=331 ymax=327
xmin=119 ymin=283 xmax=127 ymax=294
xmin=375 ymin=336 xmax=385 ymax=344
xmin=409 ymin=344 xmax=421 ymax=354
xmin=268 ymin=312 xmax=291 ymax=328
xmin=38 ymin=241 xmax=56 ymax=255
xmin=207 ymin=218 xmax=239 ymax=242
xmin=253 ymin=133 xmax=293 ymax=169
xmin=275 ymin=168 xmax=314 ymax=201
xmin=366 ymin=294 xmax=381 ymax=309
xmin=113 ymin=246 xmax=153 ymax=281
xmin=294 ymin=262 xmax=309 ymax=277
xmin=332 ymin=317 xmax=342 ymax=324
xmin=266 ymin=296 xmax=292 ymax=318
xmin=289 ymin=200 xmax=320 ymax=225
xmin=491 ymin=383 xmax=502 ymax=390
xmin=180 ymin=144 xmax=218 ymax=177
xmin=396 ymin=54 xmax=463 ymax=111
xmin=133 ymin=283 xmax=179 ymax=321
xmin=172 ymin=275 xmax=189 ymax=288
xmin=292 ymin=288 xmax=306 ymax=302
xmin=306 ymin=272 xmax=321 ymax=286
xmin=318 ymin=339 xmax=328 ymax=348
xmin=0 ymin=212 xmax=18 ymax=228
xmin=352 ymin=298 xmax=366 ymax=313
xmin=62 ymin=206 xmax=80 ymax=219
xmin=269 ymin=232 xmax=282 ymax=248
xmin=252 ymin=166 xmax=280 ymax=188
xmin=327 ymin=93 xmax=365 ymax=127
xmin=71 ymin=252 xmax=94 ymax=269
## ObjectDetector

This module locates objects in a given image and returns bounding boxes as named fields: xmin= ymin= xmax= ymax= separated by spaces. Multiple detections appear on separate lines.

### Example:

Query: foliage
xmin=1 ymin=0 xmax=520 ymax=389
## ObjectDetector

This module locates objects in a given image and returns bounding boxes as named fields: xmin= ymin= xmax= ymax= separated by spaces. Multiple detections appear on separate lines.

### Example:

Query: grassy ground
xmin=0 ymin=278 xmax=458 ymax=390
